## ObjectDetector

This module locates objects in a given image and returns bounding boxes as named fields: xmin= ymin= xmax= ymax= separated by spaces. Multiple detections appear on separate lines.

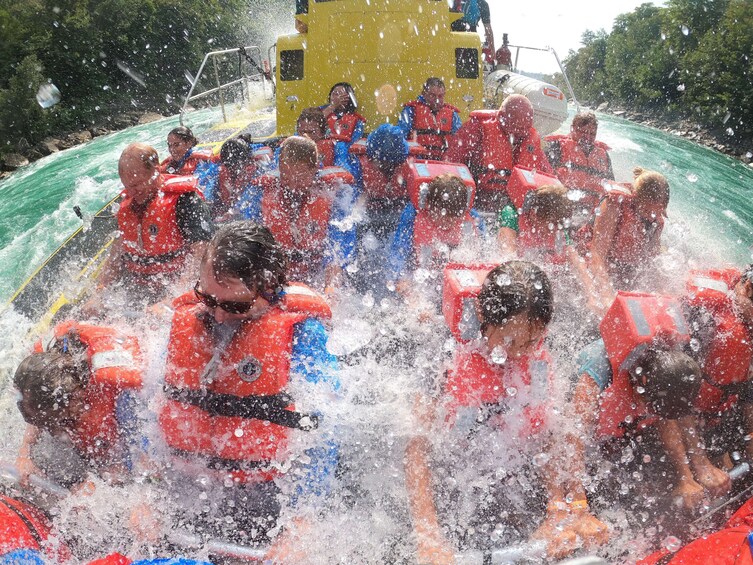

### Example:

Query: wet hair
xmin=14 ymin=351 xmax=89 ymax=430
xmin=740 ymin=264 xmax=753 ymax=284
xmin=297 ymin=107 xmax=327 ymax=135
xmin=122 ymin=143 xmax=159 ymax=169
xmin=522 ymin=184 xmax=573 ymax=225
xmin=205 ymin=222 xmax=287 ymax=294
xmin=168 ymin=126 xmax=198 ymax=147
xmin=478 ymin=261 xmax=553 ymax=331
xmin=423 ymin=77 xmax=445 ymax=91
xmin=328 ymin=82 xmax=357 ymax=112
xmin=571 ymin=111 xmax=598 ymax=129
xmin=279 ymin=136 xmax=318 ymax=169
xmin=424 ymin=175 xmax=468 ymax=218
xmin=220 ymin=137 xmax=249 ymax=167
xmin=629 ymin=348 xmax=702 ymax=420
xmin=632 ymin=168 xmax=670 ymax=206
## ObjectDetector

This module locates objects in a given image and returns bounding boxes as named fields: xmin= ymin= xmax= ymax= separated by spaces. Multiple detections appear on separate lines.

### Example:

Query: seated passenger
xmin=235 ymin=136 xmax=357 ymax=290
xmin=159 ymin=126 xmax=218 ymax=196
xmin=567 ymin=293 xmax=725 ymax=520
xmin=320 ymin=82 xmax=365 ymax=179
xmin=398 ymin=77 xmax=461 ymax=161
xmin=388 ymin=174 xmax=481 ymax=296
xmin=209 ymin=138 xmax=256 ymax=220
xmin=296 ymin=107 xmax=336 ymax=167
xmin=583 ymin=168 xmax=669 ymax=291
xmin=359 ymin=124 xmax=410 ymax=211
xmin=404 ymin=262 xmax=604 ymax=562
xmin=158 ymin=222 xmax=340 ymax=553
xmin=545 ymin=112 xmax=614 ymax=214
xmin=97 ymin=144 xmax=213 ymax=303
xmin=14 ymin=322 xmax=143 ymax=489
xmin=446 ymin=94 xmax=553 ymax=212
xmin=681 ymin=267 xmax=753 ymax=478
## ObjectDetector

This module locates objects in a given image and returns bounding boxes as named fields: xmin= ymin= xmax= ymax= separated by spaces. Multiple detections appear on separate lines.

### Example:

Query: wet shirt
xmin=174 ymin=192 xmax=214 ymax=243
xmin=577 ymin=338 xmax=613 ymax=393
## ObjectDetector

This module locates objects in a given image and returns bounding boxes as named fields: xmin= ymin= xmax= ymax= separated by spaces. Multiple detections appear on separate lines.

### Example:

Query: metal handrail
xmin=180 ymin=45 xmax=268 ymax=125
xmin=505 ymin=43 xmax=580 ymax=111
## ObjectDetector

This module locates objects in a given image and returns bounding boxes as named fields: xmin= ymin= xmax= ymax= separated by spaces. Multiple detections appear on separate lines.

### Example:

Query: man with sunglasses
xmin=158 ymin=222 xmax=340 ymax=558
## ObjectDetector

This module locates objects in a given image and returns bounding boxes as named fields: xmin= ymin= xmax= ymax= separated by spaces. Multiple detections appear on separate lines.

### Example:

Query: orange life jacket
xmin=685 ymin=269 xmax=753 ymax=413
xmin=259 ymin=167 xmax=353 ymax=272
xmin=403 ymin=99 xmax=459 ymax=159
xmin=442 ymin=263 xmax=497 ymax=343
xmin=444 ymin=344 xmax=551 ymax=441
xmin=118 ymin=175 xmax=200 ymax=276
xmin=505 ymin=166 xmax=563 ymax=210
xmin=637 ymin=527 xmax=753 ymax=565
xmin=546 ymin=134 xmax=611 ymax=193
xmin=357 ymin=157 xmax=409 ymax=201
xmin=317 ymin=139 xmax=335 ymax=167
xmin=326 ymin=111 xmax=365 ymax=143
xmin=159 ymin=148 xmax=216 ymax=175
xmin=597 ymin=292 xmax=690 ymax=439
xmin=471 ymin=110 xmax=546 ymax=193
xmin=0 ymin=495 xmax=67 ymax=559
xmin=37 ymin=322 xmax=143 ymax=463
xmin=160 ymin=286 xmax=331 ymax=483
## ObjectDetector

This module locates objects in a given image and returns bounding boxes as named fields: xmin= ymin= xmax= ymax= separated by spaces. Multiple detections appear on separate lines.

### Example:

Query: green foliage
xmin=565 ymin=0 xmax=753 ymax=137
xmin=0 ymin=54 xmax=48 ymax=144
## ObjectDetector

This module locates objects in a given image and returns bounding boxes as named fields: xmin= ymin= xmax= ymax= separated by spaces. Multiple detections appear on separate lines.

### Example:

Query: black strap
xmin=0 ymin=496 xmax=44 ymax=548
xmin=414 ymin=128 xmax=449 ymax=136
xmin=171 ymin=448 xmax=272 ymax=472
xmin=164 ymin=385 xmax=318 ymax=431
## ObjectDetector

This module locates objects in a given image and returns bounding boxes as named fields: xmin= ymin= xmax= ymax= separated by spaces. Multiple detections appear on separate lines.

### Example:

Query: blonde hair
xmin=633 ymin=167 xmax=669 ymax=206
xmin=525 ymin=184 xmax=573 ymax=224
xmin=280 ymin=136 xmax=318 ymax=169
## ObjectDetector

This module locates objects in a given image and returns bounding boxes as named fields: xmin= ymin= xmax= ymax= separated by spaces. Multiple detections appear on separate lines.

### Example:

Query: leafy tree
xmin=0 ymin=54 xmax=48 ymax=144
xmin=564 ymin=30 xmax=610 ymax=103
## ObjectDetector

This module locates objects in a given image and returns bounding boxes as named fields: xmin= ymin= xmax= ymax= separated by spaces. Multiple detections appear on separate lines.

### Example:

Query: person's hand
xmin=331 ymin=88 xmax=351 ymax=110
xmin=572 ymin=511 xmax=610 ymax=551
xmin=415 ymin=527 xmax=455 ymax=565
xmin=693 ymin=461 xmax=731 ymax=498
xmin=673 ymin=475 xmax=706 ymax=510
xmin=128 ymin=501 xmax=162 ymax=544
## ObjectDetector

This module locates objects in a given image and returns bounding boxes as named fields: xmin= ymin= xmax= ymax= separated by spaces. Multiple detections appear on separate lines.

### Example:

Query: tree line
xmin=562 ymin=0 xmax=752 ymax=139
xmin=0 ymin=0 xmax=288 ymax=153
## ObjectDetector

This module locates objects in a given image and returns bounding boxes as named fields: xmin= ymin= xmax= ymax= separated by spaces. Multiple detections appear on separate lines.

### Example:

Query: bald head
xmin=119 ymin=143 xmax=160 ymax=202
xmin=499 ymin=94 xmax=534 ymax=137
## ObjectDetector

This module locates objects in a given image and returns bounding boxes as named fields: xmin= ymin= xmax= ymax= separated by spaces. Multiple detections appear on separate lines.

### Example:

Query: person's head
xmin=732 ymin=266 xmax=753 ymax=326
xmin=296 ymin=107 xmax=327 ymax=142
xmin=570 ymin=112 xmax=598 ymax=150
xmin=366 ymin=124 xmax=409 ymax=166
xmin=118 ymin=143 xmax=160 ymax=203
xmin=14 ymin=351 xmax=89 ymax=434
xmin=499 ymin=94 xmax=534 ymax=138
xmin=632 ymin=167 xmax=670 ymax=223
xmin=477 ymin=261 xmax=553 ymax=360
xmin=422 ymin=77 xmax=446 ymax=113
xmin=197 ymin=222 xmax=287 ymax=324
xmin=522 ymin=184 xmax=574 ymax=229
xmin=424 ymin=174 xmax=469 ymax=227
xmin=328 ymin=82 xmax=357 ymax=113
xmin=279 ymin=136 xmax=319 ymax=192
xmin=220 ymin=138 xmax=250 ymax=176
xmin=628 ymin=347 xmax=702 ymax=420
xmin=167 ymin=126 xmax=198 ymax=162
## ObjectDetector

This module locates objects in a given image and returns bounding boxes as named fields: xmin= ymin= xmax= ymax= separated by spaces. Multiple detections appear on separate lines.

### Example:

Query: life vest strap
xmin=413 ymin=128 xmax=447 ymax=136
xmin=164 ymin=385 xmax=319 ymax=431
xmin=567 ymin=162 xmax=609 ymax=177
xmin=0 ymin=496 xmax=44 ymax=548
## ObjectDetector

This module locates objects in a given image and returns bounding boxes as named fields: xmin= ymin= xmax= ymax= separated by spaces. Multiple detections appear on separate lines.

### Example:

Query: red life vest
xmin=403 ymin=99 xmax=459 ymax=159
xmin=597 ymin=292 xmax=690 ymax=439
xmin=160 ymin=285 xmax=331 ymax=483
xmin=471 ymin=110 xmax=546 ymax=193
xmin=442 ymin=263 xmax=497 ymax=343
xmin=87 ymin=554 xmax=132 ymax=565
xmin=685 ymin=269 xmax=753 ymax=413
xmin=505 ymin=166 xmax=563 ymax=210
xmin=0 ymin=495 xmax=69 ymax=560
xmin=36 ymin=322 xmax=143 ymax=464
xmin=358 ymin=157 xmax=409 ymax=201
xmin=444 ymin=344 xmax=551 ymax=441
xmin=326 ymin=111 xmax=365 ymax=143
xmin=545 ymin=134 xmax=611 ymax=194
xmin=117 ymin=175 xmax=200 ymax=276
xmin=317 ymin=139 xmax=335 ymax=167
xmin=637 ymin=527 xmax=753 ymax=565
xmin=259 ymin=167 xmax=353 ymax=273
xmin=159 ymin=148 xmax=216 ymax=175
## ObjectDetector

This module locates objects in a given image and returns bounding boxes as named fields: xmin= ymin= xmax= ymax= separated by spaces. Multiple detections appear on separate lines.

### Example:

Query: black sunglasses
xmin=194 ymin=282 xmax=256 ymax=314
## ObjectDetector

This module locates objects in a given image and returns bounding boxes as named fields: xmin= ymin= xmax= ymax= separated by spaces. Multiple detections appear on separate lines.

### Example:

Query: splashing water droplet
xmin=681 ymin=25 xmax=689 ymax=36
xmin=636 ymin=386 xmax=646 ymax=394
xmin=533 ymin=280 xmax=543 ymax=290
xmin=490 ymin=346 xmax=507 ymax=365
xmin=643 ymin=454 xmax=652 ymax=463
xmin=36 ymin=83 xmax=61 ymax=108
xmin=506 ymin=386 xmax=517 ymax=397
xmin=565 ymin=492 xmax=574 ymax=503
xmin=234 ymin=428 xmax=244 ymax=437
xmin=677 ymin=84 xmax=686 ymax=92
xmin=726 ymin=127 xmax=735 ymax=136
xmin=664 ymin=536 xmax=682 ymax=551
xmin=686 ymin=173 xmax=698 ymax=183
xmin=495 ymin=273 xmax=512 ymax=286
xmin=634 ymin=366 xmax=643 ymax=375
xmin=690 ymin=338 xmax=700 ymax=351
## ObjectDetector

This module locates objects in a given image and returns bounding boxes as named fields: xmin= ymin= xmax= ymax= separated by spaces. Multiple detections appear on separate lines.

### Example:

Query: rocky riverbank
xmin=0 ymin=111 xmax=166 ymax=180
xmin=595 ymin=102 xmax=753 ymax=167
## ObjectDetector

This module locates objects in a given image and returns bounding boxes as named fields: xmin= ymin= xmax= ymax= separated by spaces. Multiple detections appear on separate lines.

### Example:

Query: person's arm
xmin=587 ymin=198 xmax=620 ymax=295
xmin=398 ymin=105 xmax=415 ymax=139
xmin=324 ymin=182 xmax=358 ymax=290
xmin=656 ymin=418 xmax=707 ymax=510
xmin=603 ymin=151 xmax=615 ymax=181
xmin=565 ymin=245 xmax=613 ymax=318
xmin=387 ymin=204 xmax=417 ymax=291
xmin=678 ymin=414 xmax=731 ymax=497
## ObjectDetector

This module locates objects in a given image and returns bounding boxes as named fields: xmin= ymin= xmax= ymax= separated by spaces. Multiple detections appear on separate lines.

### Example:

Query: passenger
xmin=446 ymin=94 xmax=553 ymax=212
xmin=398 ymin=78 xmax=462 ymax=161
xmin=404 ymin=262 xmax=603 ymax=562
xmin=545 ymin=112 xmax=614 ymax=214
xmin=14 ymin=322 xmax=143 ymax=489
xmin=296 ymin=107 xmax=336 ymax=167
xmin=388 ymin=174 xmax=481 ymax=296
xmin=98 ymin=143 xmax=213 ymax=303
xmin=158 ymin=222 xmax=340 ymax=553
xmin=584 ymin=167 xmax=669 ymax=291
xmin=158 ymin=126 xmax=218 ymax=196
xmin=320 ymin=82 xmax=365 ymax=179
xmin=497 ymin=184 xmax=610 ymax=315
xmin=450 ymin=0 xmax=495 ymax=63
xmin=235 ymin=136 xmax=357 ymax=290
xmin=209 ymin=137 xmax=256 ymax=219
xmin=495 ymin=32 xmax=512 ymax=70
xmin=681 ymin=267 xmax=753 ymax=479
xmin=568 ymin=293 xmax=721 ymax=518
